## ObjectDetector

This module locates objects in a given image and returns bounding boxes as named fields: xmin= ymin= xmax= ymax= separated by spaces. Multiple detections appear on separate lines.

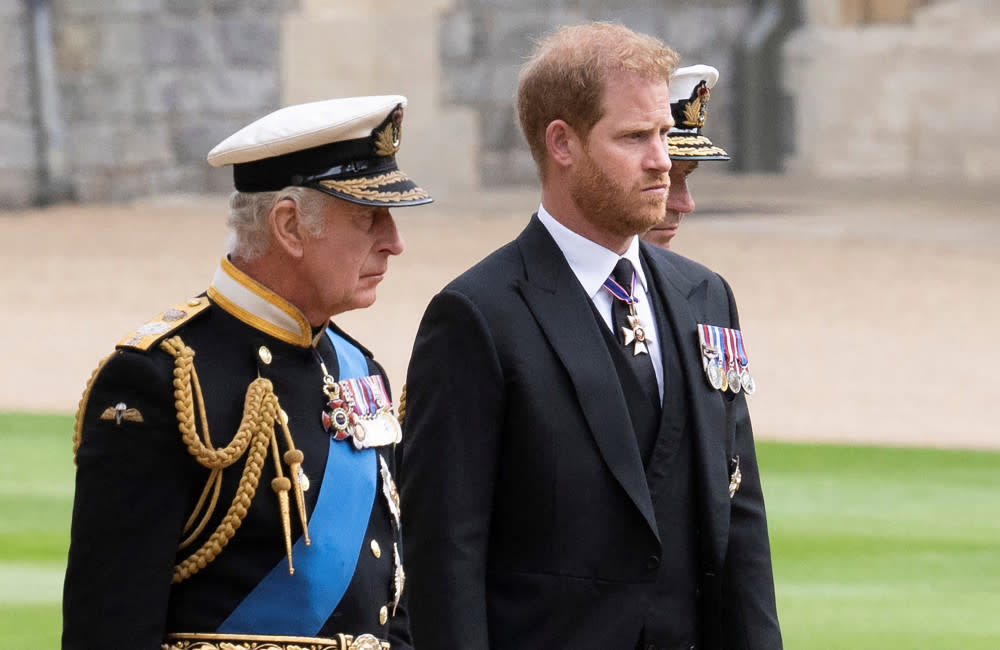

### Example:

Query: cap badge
xmin=682 ymin=81 xmax=711 ymax=129
xmin=373 ymin=106 xmax=404 ymax=157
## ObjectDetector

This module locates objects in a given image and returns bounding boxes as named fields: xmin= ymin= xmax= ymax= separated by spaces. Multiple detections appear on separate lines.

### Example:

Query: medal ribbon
xmin=712 ymin=325 xmax=732 ymax=391
xmin=339 ymin=374 xmax=389 ymax=417
xmin=218 ymin=328 xmax=378 ymax=636
xmin=735 ymin=329 xmax=749 ymax=369
xmin=705 ymin=325 xmax=719 ymax=356
xmin=711 ymin=325 xmax=724 ymax=365
xmin=698 ymin=324 xmax=710 ymax=369
xmin=602 ymin=270 xmax=638 ymax=307
xmin=726 ymin=328 xmax=738 ymax=375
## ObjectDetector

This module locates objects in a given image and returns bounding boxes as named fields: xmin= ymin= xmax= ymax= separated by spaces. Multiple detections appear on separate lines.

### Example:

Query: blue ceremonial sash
xmin=218 ymin=329 xmax=377 ymax=635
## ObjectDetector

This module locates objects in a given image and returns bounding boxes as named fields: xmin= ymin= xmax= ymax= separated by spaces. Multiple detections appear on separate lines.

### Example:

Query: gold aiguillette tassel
xmin=284 ymin=449 xmax=310 ymax=546
xmin=271 ymin=476 xmax=294 ymax=574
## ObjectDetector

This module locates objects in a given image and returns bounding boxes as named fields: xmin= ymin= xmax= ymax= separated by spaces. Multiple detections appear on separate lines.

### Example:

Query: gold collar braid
xmin=160 ymin=336 xmax=309 ymax=583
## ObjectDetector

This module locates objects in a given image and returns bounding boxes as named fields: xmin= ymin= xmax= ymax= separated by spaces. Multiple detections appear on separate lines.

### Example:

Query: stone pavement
xmin=2 ymin=173 xmax=998 ymax=449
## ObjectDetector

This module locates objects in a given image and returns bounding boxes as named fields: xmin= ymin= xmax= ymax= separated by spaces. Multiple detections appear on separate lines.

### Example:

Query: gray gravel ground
xmin=3 ymin=173 xmax=998 ymax=449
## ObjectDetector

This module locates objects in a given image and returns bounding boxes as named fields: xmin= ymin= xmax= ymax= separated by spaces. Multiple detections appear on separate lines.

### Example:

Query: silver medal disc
xmin=706 ymin=360 xmax=723 ymax=390
xmin=727 ymin=368 xmax=741 ymax=394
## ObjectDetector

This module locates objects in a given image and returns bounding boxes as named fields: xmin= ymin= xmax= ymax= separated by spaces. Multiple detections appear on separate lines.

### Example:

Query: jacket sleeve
xmin=718 ymin=276 xmax=783 ymax=649
xmin=62 ymin=350 xmax=193 ymax=650
xmin=398 ymin=289 xmax=505 ymax=650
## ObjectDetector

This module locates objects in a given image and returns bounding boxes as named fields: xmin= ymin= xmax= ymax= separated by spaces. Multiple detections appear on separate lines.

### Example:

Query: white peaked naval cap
xmin=668 ymin=65 xmax=730 ymax=161
xmin=207 ymin=95 xmax=432 ymax=207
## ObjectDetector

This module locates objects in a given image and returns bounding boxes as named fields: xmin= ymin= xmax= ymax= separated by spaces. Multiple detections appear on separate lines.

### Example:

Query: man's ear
xmin=270 ymin=198 xmax=305 ymax=258
xmin=545 ymin=119 xmax=578 ymax=169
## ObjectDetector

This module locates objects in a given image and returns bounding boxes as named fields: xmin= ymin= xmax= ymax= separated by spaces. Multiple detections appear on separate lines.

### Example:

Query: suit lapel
xmin=641 ymin=244 xmax=731 ymax=566
xmin=515 ymin=217 xmax=659 ymax=543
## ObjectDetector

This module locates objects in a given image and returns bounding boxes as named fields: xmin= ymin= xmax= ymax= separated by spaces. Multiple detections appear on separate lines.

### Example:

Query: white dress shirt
xmin=536 ymin=204 xmax=664 ymax=399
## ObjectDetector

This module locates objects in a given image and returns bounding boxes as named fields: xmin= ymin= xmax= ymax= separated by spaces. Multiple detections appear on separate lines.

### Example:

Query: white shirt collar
xmin=536 ymin=203 xmax=648 ymax=299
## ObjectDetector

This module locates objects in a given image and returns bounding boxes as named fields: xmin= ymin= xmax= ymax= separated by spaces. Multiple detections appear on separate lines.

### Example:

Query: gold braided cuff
xmin=162 ymin=632 xmax=390 ymax=650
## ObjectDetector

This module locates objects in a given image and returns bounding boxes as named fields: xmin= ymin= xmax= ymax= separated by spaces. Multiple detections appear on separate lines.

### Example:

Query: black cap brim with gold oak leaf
xmin=668 ymin=65 xmax=730 ymax=162
xmin=207 ymin=95 xmax=432 ymax=207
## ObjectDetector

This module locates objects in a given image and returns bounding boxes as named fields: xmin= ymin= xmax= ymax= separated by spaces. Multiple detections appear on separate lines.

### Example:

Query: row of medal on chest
xmin=698 ymin=324 xmax=755 ymax=395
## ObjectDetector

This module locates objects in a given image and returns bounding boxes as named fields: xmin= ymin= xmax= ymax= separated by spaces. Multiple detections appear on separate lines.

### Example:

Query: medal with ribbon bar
xmin=699 ymin=324 xmax=756 ymax=395
xmin=318 ymin=358 xmax=401 ymax=449
xmin=699 ymin=324 xmax=723 ymax=390
xmin=603 ymin=270 xmax=652 ymax=356
xmin=735 ymin=328 xmax=756 ymax=394
xmin=713 ymin=326 xmax=729 ymax=391
xmin=725 ymin=327 xmax=741 ymax=394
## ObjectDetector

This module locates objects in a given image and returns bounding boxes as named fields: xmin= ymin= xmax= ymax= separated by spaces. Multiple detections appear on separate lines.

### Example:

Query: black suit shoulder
xmin=642 ymin=242 xmax=726 ymax=289
xmin=442 ymin=238 xmax=524 ymax=297
xmin=641 ymin=242 xmax=740 ymax=324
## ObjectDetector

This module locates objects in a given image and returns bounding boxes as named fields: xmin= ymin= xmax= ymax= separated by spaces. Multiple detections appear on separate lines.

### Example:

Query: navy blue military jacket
xmin=63 ymin=258 xmax=410 ymax=650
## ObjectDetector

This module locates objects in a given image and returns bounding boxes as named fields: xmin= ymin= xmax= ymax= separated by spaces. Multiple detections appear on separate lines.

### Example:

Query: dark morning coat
xmin=400 ymin=216 xmax=781 ymax=650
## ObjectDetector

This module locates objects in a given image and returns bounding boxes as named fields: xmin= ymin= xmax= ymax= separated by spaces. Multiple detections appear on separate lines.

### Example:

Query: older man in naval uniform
xmin=643 ymin=64 xmax=731 ymax=250
xmin=63 ymin=96 xmax=430 ymax=650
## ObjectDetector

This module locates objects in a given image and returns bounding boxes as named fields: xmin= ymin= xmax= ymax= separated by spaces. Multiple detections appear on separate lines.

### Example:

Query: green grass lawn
xmin=1 ymin=412 xmax=998 ymax=648
xmin=0 ymin=413 xmax=74 ymax=650
xmin=761 ymin=442 xmax=1000 ymax=648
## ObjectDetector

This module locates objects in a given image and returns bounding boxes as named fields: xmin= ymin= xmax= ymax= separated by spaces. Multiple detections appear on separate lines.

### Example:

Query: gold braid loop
xmin=177 ymin=467 xmax=222 ymax=550
xmin=171 ymin=403 xmax=273 ymax=583
xmin=396 ymin=383 xmax=407 ymax=428
xmin=72 ymin=353 xmax=115 ymax=463
xmin=159 ymin=335 xmax=303 ymax=583
xmin=161 ymin=337 xmax=260 ymax=469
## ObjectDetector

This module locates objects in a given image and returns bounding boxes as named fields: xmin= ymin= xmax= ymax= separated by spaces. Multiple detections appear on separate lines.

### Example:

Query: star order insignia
xmin=621 ymin=313 xmax=652 ymax=356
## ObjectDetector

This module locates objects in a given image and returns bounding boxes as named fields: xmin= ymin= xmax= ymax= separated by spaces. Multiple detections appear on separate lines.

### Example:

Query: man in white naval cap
xmin=63 ymin=96 xmax=429 ymax=650
xmin=644 ymin=64 xmax=731 ymax=249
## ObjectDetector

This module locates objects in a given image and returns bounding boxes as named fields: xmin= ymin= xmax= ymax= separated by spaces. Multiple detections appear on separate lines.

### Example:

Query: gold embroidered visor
xmin=316 ymin=166 xmax=431 ymax=207
xmin=668 ymin=132 xmax=730 ymax=161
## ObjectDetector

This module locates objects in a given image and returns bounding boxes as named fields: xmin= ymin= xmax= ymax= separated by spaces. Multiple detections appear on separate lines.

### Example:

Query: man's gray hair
xmin=226 ymin=186 xmax=329 ymax=262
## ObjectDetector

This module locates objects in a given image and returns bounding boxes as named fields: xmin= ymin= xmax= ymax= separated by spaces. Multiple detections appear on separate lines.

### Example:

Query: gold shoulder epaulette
xmin=117 ymin=296 xmax=210 ymax=351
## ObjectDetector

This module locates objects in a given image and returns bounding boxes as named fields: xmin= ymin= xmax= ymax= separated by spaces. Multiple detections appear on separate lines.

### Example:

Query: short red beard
xmin=569 ymin=146 xmax=666 ymax=240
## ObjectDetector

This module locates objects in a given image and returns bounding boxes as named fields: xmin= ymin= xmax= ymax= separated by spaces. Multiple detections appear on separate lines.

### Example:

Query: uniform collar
xmin=207 ymin=256 xmax=319 ymax=347
xmin=536 ymin=203 xmax=648 ymax=299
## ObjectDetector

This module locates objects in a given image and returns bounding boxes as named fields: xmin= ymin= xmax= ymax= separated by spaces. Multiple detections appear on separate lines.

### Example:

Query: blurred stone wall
xmin=1 ymin=0 xmax=297 ymax=208
xmin=6 ymin=0 xmax=997 ymax=208
xmin=784 ymin=0 xmax=1000 ymax=183
xmin=280 ymin=0 xmax=480 ymax=198
xmin=1 ymin=1 xmax=761 ymax=208
xmin=0 ymin=1 xmax=35 ymax=209
xmin=439 ymin=0 xmax=752 ymax=186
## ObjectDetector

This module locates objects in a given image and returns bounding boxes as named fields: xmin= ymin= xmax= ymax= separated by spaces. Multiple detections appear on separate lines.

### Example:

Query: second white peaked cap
xmin=668 ymin=64 xmax=730 ymax=161
xmin=207 ymin=95 xmax=432 ymax=207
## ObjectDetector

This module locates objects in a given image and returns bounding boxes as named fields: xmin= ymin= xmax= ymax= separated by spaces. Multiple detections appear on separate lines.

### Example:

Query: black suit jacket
xmin=400 ymin=216 xmax=781 ymax=649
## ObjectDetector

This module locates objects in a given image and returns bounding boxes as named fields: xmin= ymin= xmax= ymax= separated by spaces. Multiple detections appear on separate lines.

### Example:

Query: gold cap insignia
xmin=682 ymin=80 xmax=711 ymax=129
xmin=373 ymin=105 xmax=403 ymax=157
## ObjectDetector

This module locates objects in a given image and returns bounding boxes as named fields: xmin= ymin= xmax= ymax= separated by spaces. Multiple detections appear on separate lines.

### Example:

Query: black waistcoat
xmin=592 ymin=264 xmax=703 ymax=649
xmin=592 ymin=303 xmax=661 ymax=467
xmin=640 ymin=260 xmax=702 ymax=649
